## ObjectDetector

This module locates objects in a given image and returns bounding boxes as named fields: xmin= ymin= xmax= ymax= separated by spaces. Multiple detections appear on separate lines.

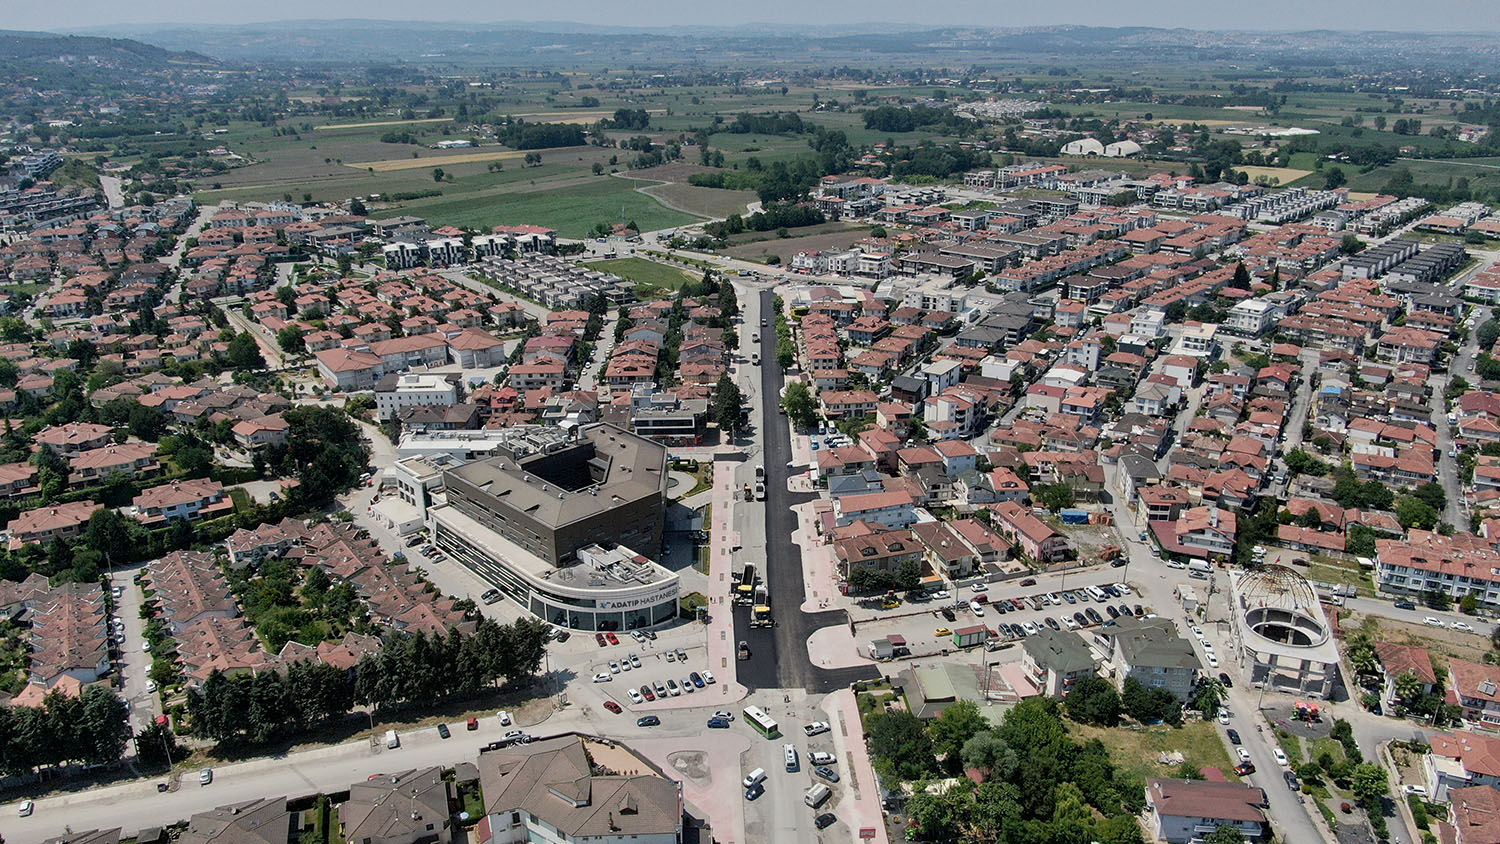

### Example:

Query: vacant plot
xmin=352 ymin=147 xmax=538 ymax=172
xmin=395 ymin=177 xmax=700 ymax=238
xmin=626 ymin=162 xmax=721 ymax=182
xmin=1343 ymin=611 xmax=1491 ymax=662
xmin=1238 ymin=165 xmax=1314 ymax=184
xmin=1070 ymin=720 xmax=1239 ymax=782
xmin=584 ymin=257 xmax=697 ymax=293
xmin=719 ymin=227 xmax=869 ymax=265
xmin=315 ymin=117 xmax=453 ymax=131
xmin=639 ymin=182 xmax=755 ymax=219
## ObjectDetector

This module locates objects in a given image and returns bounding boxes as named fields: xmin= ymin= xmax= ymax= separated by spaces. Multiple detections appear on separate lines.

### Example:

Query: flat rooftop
xmin=445 ymin=423 xmax=667 ymax=528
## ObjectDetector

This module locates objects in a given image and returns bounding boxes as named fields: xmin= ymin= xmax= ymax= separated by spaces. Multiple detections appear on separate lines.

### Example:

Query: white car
xmin=631 ymin=631 xmax=646 ymax=642
xmin=498 ymin=710 xmax=513 ymax=727
xmin=627 ymin=688 xmax=644 ymax=704
xmin=142 ymin=641 xmax=151 ymax=652
xmin=714 ymin=709 xmax=734 ymax=721
xmin=145 ymin=679 xmax=157 ymax=693
xmin=1064 ymin=617 xmax=1079 ymax=630
xmin=1273 ymin=748 xmax=1289 ymax=767
xmin=681 ymin=676 xmax=695 ymax=693
xmin=609 ymin=660 xmax=620 ymax=674
xmin=1236 ymin=747 xmax=1252 ymax=763
xmin=19 ymin=799 xmax=34 ymax=816
xmin=805 ymin=721 xmax=831 ymax=737
xmin=702 ymin=670 xmax=716 ymax=685
xmin=593 ymin=673 xmax=612 ymax=683
xmin=1425 ymin=616 xmax=1445 ymax=627
xmin=1208 ymin=655 xmax=1220 ymax=669
xmin=1192 ymin=626 xmax=1205 ymax=639
xmin=969 ymin=601 xmax=985 ymax=617
xmin=970 ymin=583 xmax=988 ymax=593
xmin=1453 ymin=621 xmax=1475 ymax=632
xmin=1403 ymin=784 xmax=1430 ymax=797
xmin=1218 ymin=709 xmax=1230 ymax=725
xmin=629 ymin=653 xmax=641 ymax=669
xmin=931 ymin=590 xmax=951 ymax=600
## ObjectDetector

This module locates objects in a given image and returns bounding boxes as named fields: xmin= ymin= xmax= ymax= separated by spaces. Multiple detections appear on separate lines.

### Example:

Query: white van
xmin=1086 ymin=586 xmax=1108 ymax=603
xmin=384 ymin=729 xmax=399 ymax=749
xmin=742 ymin=768 xmax=767 ymax=789
xmin=784 ymin=744 xmax=799 ymax=772
xmin=805 ymin=783 xmax=832 ymax=808
xmin=810 ymin=751 xmax=836 ymax=766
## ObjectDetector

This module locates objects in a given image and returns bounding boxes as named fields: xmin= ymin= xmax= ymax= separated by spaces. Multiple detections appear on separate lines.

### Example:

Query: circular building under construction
xmin=1226 ymin=565 xmax=1341 ymax=699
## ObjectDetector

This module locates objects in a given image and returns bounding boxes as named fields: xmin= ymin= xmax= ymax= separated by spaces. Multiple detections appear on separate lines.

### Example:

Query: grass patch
xmin=1308 ymin=562 xmax=1374 ymax=593
xmin=1069 ymin=720 xmax=1239 ymax=782
xmin=584 ymin=257 xmax=698 ymax=293
xmin=1275 ymin=728 xmax=1306 ymax=766
xmin=397 ymin=177 xmax=700 ymax=237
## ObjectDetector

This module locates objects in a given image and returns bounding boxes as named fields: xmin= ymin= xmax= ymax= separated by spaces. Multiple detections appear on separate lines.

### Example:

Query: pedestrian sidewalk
xmin=824 ymin=688 xmax=890 ymax=844
xmin=699 ymin=455 xmax=749 ymax=701
xmin=793 ymin=498 xmax=842 ymax=614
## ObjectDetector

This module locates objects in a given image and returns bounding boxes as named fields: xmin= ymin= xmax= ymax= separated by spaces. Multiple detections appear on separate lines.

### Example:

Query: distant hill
xmin=58 ymin=21 xmax=1500 ymax=69
xmin=0 ymin=30 xmax=217 ymax=83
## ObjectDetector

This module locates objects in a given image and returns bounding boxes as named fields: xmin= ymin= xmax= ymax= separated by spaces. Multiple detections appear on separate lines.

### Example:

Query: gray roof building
xmin=341 ymin=767 xmax=453 ymax=844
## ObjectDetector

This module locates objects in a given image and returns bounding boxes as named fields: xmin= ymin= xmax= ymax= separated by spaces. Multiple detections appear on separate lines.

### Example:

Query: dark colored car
xmin=1019 ymin=578 xmax=1036 ymax=586
xmin=690 ymin=672 xmax=704 ymax=688
xmin=480 ymin=589 xmax=501 ymax=604
xmin=596 ymin=633 xmax=607 ymax=647
xmin=707 ymin=717 xmax=730 ymax=729
xmin=1105 ymin=605 xmax=1120 ymax=619
xmin=1226 ymin=729 xmax=1241 ymax=745
xmin=815 ymin=766 xmax=840 ymax=783
xmin=1073 ymin=611 xmax=1088 ymax=627
xmin=1133 ymin=604 xmax=1144 ymax=616
xmin=815 ymin=813 xmax=837 ymax=829
xmin=1218 ymin=672 xmax=1233 ymax=688
xmin=553 ymin=630 xmax=569 ymax=642
xmin=941 ymin=607 xmax=957 ymax=622
xmin=437 ymin=723 xmax=450 ymax=739
xmin=746 ymin=783 xmax=765 ymax=801
xmin=1044 ymin=616 xmax=1060 ymax=631
xmin=603 ymin=700 xmax=622 ymax=714
xmin=1111 ymin=557 xmax=1128 ymax=567
xmin=1118 ymin=604 xmax=1133 ymax=617
xmin=636 ymin=715 xmax=660 ymax=727
xmin=1394 ymin=599 xmax=1417 ymax=610
xmin=1285 ymin=771 xmax=1300 ymax=791
xmin=1085 ymin=608 xmax=1104 ymax=624
xmin=1235 ymin=761 xmax=1256 ymax=776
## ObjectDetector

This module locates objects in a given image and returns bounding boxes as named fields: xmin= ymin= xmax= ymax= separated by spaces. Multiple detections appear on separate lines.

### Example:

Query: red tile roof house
xmin=833 ymin=490 xmax=918 ymax=530
xmin=1428 ymin=731 xmax=1500 ymax=801
xmin=821 ymin=390 xmax=879 ymax=421
xmin=130 ymin=478 xmax=236 ymax=526
xmin=34 ymin=421 xmax=115 ymax=455
xmin=1146 ymin=778 xmax=1268 ymax=844
xmin=315 ymin=347 xmax=386 ymax=390
xmin=68 ymin=441 xmax=160 ymax=484
xmin=1375 ymin=641 xmax=1438 ymax=705
xmin=1451 ymin=783 xmax=1500 ymax=844
xmin=232 ymin=414 xmax=290 ymax=450
xmin=1450 ymin=658 xmax=1500 ymax=732
xmin=990 ymin=500 xmax=1071 ymax=564
xmin=6 ymin=500 xmax=102 ymax=550
xmin=833 ymin=528 xmax=924 ymax=579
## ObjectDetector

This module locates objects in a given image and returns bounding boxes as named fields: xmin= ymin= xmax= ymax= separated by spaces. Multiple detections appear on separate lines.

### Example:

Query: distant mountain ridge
xmin=0 ymin=30 xmax=217 ymax=69
xmin=48 ymin=21 xmax=1500 ymax=67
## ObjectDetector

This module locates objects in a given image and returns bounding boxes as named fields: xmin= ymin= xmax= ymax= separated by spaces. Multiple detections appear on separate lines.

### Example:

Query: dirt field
xmin=1343 ymin=610 xmax=1492 ymax=662
xmin=626 ymin=162 xmax=721 ymax=182
xmin=315 ymin=117 xmax=452 ymax=131
xmin=640 ymin=182 xmax=755 ymax=219
xmin=1238 ymin=165 xmax=1314 ymax=184
xmin=719 ymin=227 xmax=869 ymax=264
xmin=351 ymin=148 xmax=534 ymax=171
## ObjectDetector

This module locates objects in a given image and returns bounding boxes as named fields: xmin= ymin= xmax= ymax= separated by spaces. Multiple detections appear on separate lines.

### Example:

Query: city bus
xmin=743 ymin=705 xmax=780 ymax=739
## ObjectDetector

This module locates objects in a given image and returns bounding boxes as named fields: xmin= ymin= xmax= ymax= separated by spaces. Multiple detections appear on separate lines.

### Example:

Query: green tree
xmin=928 ymin=700 xmax=988 ymax=768
xmin=224 ymin=333 xmax=265 ymax=371
xmin=1324 ymin=166 xmax=1347 ymax=190
xmin=83 ymin=508 xmax=135 ymax=568
xmin=276 ymin=326 xmax=305 ymax=355
xmin=1229 ymin=262 xmax=1251 ymax=289
xmin=712 ymin=374 xmax=744 ymax=440
xmin=781 ymin=381 xmax=818 ymax=429
xmin=432 ymin=167 xmax=445 ymax=182
xmin=893 ymin=559 xmax=923 ymax=592
xmin=846 ymin=566 xmax=894 ymax=592
xmin=1203 ymin=824 xmax=1245 ymax=844
xmin=960 ymin=731 xmax=1018 ymax=779
xmin=867 ymin=709 xmax=938 ymax=781
xmin=1065 ymin=677 xmax=1122 ymax=727
xmin=1351 ymin=762 xmax=1390 ymax=806
xmin=1396 ymin=496 xmax=1440 ymax=530
xmin=1034 ymin=483 xmax=1075 ymax=512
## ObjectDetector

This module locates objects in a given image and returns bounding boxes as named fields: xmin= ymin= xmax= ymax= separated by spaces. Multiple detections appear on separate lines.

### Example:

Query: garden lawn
xmin=585 ymin=257 xmax=699 ymax=292
xmin=397 ymin=178 xmax=701 ymax=237
xmin=1069 ymin=720 xmax=1240 ymax=782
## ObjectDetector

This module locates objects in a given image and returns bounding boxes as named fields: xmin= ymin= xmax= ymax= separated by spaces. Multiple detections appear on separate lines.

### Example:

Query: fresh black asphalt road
xmin=733 ymin=289 xmax=879 ymax=693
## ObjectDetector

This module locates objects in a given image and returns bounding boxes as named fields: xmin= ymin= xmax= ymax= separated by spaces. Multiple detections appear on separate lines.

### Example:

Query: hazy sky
xmin=4 ymin=0 xmax=1499 ymax=32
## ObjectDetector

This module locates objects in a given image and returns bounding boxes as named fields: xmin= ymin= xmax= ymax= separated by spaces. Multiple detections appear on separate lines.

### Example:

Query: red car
xmin=641 ymin=685 xmax=655 ymax=701
xmin=972 ymin=594 xmax=988 ymax=604
xmin=466 ymin=717 xmax=478 ymax=731
xmin=1019 ymin=578 xmax=1036 ymax=587
xmin=595 ymin=633 xmax=607 ymax=647
xmin=602 ymin=700 xmax=622 ymax=714
xmin=606 ymin=632 xmax=619 ymax=645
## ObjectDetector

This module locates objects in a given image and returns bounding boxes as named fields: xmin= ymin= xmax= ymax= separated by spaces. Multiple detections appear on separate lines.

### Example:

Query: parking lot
xmin=854 ymin=577 xmax=1154 ymax=661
